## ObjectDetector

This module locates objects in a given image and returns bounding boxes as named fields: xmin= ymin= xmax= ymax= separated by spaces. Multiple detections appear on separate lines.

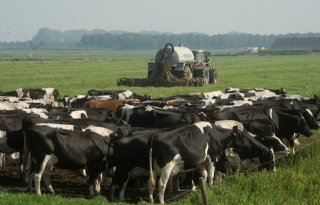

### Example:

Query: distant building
xmin=245 ymin=47 xmax=264 ymax=54
xmin=272 ymin=38 xmax=320 ymax=50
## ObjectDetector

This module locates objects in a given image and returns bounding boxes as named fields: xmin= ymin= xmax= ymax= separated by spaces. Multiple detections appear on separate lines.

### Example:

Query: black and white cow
xmin=213 ymin=105 xmax=313 ymax=152
xmin=253 ymin=98 xmax=319 ymax=130
xmin=0 ymin=109 xmax=49 ymax=170
xmin=161 ymin=93 xmax=204 ymax=103
xmin=46 ymin=107 xmax=117 ymax=122
xmin=211 ymin=120 xmax=287 ymax=178
xmin=225 ymin=87 xmax=286 ymax=97
xmin=87 ymin=89 xmax=151 ymax=101
xmin=25 ymin=123 xmax=116 ymax=196
xmin=214 ymin=119 xmax=289 ymax=155
xmin=107 ymin=128 xmax=160 ymax=202
xmin=0 ymin=106 xmax=114 ymax=172
xmin=147 ymin=122 xmax=275 ymax=204
xmin=20 ymin=112 xmax=124 ymax=179
xmin=59 ymin=95 xmax=92 ymax=108
xmin=0 ymin=88 xmax=60 ymax=107
xmin=109 ymin=121 xmax=275 ymax=203
xmin=16 ymin=88 xmax=60 ymax=101
xmin=0 ymin=101 xmax=30 ymax=110
xmin=117 ymin=105 xmax=207 ymax=128
xmin=302 ymin=94 xmax=320 ymax=106
xmin=0 ymin=98 xmax=53 ymax=111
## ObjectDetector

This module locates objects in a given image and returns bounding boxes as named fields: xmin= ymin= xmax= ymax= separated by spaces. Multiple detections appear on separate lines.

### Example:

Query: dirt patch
xmin=0 ymin=160 xmax=164 ymax=203
xmin=0 ymin=160 xmax=90 ymax=198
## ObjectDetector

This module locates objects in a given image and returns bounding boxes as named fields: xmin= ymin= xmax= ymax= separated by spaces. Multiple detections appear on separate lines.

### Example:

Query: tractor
xmin=148 ymin=43 xmax=217 ymax=84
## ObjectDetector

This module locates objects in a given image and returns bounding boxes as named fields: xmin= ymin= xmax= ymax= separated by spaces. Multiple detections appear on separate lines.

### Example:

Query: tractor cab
xmin=192 ymin=49 xmax=211 ymax=68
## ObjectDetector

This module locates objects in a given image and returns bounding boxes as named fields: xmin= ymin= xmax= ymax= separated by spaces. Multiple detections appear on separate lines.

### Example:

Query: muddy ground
xmin=0 ymin=160 xmax=92 ymax=198
xmin=0 ymin=160 xmax=185 ymax=203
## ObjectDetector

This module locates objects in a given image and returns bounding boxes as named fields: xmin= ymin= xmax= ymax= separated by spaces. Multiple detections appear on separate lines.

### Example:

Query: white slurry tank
xmin=148 ymin=43 xmax=217 ymax=83
xmin=155 ymin=45 xmax=195 ymax=65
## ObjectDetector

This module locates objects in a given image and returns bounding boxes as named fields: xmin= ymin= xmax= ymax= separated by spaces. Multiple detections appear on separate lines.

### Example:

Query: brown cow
xmin=83 ymin=99 xmax=140 ymax=113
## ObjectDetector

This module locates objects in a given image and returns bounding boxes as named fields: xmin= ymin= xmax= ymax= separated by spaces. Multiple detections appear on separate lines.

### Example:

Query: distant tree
xmin=33 ymin=28 xmax=64 ymax=45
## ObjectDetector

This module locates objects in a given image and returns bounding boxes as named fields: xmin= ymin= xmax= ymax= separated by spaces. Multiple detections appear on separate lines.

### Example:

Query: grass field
xmin=0 ymin=51 xmax=319 ymax=205
xmin=1 ymin=53 xmax=319 ymax=98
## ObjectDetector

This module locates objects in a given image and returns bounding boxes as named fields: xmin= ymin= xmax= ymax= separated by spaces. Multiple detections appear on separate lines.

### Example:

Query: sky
xmin=1 ymin=0 xmax=320 ymax=42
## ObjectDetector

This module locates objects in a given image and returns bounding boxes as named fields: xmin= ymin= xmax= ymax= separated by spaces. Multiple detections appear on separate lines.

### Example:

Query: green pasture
xmin=0 ymin=53 xmax=319 ymax=98
xmin=0 ymin=51 xmax=319 ymax=205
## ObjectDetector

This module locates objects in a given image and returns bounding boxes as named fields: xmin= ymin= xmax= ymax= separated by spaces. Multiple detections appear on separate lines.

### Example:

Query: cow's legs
xmin=119 ymin=171 xmax=131 ymax=201
xmin=94 ymin=178 xmax=101 ymax=195
xmin=201 ymin=156 xmax=214 ymax=186
xmin=22 ymin=134 xmax=29 ymax=175
xmin=199 ymin=177 xmax=209 ymax=205
xmin=120 ymin=167 xmax=149 ymax=200
xmin=109 ymin=185 xmax=116 ymax=201
xmin=97 ymin=173 xmax=103 ymax=192
xmin=23 ymin=152 xmax=31 ymax=180
xmin=42 ymin=168 xmax=54 ymax=193
xmin=173 ymin=175 xmax=180 ymax=192
xmin=81 ymin=168 xmax=87 ymax=177
xmin=167 ymin=174 xmax=181 ymax=193
xmin=88 ymin=173 xmax=103 ymax=197
xmin=167 ymin=176 xmax=173 ymax=193
xmin=288 ymin=133 xmax=301 ymax=155
xmin=89 ymin=173 xmax=103 ymax=196
xmin=158 ymin=161 xmax=175 ymax=204
xmin=197 ymin=157 xmax=212 ymax=205
xmin=0 ymin=153 xmax=5 ymax=170
xmin=26 ymin=156 xmax=34 ymax=192
xmin=34 ymin=154 xmax=51 ymax=195
xmin=196 ymin=166 xmax=208 ymax=184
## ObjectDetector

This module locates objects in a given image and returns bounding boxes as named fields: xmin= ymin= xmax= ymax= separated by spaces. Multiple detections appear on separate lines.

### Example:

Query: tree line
xmin=1 ymin=28 xmax=320 ymax=50
xmin=80 ymin=32 xmax=277 ymax=50
xmin=80 ymin=32 xmax=320 ymax=50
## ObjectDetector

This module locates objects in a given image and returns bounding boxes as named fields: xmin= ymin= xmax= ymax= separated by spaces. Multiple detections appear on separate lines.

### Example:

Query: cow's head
xmin=278 ymin=111 xmax=313 ymax=140
xmin=58 ymin=96 xmax=70 ymax=107
xmin=296 ymin=115 xmax=313 ymax=137
xmin=231 ymin=126 xmax=276 ymax=171
xmin=255 ymin=134 xmax=289 ymax=156
xmin=303 ymin=109 xmax=319 ymax=130
xmin=52 ymin=88 xmax=60 ymax=102
xmin=271 ymin=87 xmax=286 ymax=95
xmin=313 ymin=94 xmax=320 ymax=105
xmin=258 ymin=148 xmax=276 ymax=171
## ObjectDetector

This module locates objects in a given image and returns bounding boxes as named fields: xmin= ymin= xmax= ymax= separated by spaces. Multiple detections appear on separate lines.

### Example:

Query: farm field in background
xmin=0 ymin=51 xmax=319 ymax=205
xmin=0 ymin=52 xmax=319 ymax=98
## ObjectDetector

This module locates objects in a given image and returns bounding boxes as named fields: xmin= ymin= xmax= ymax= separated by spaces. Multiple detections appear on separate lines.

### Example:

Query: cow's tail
xmin=22 ymin=131 xmax=31 ymax=178
xmin=148 ymin=135 xmax=156 ymax=187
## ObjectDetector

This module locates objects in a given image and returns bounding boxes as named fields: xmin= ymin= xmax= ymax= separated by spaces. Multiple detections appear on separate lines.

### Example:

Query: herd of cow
xmin=0 ymin=87 xmax=319 ymax=204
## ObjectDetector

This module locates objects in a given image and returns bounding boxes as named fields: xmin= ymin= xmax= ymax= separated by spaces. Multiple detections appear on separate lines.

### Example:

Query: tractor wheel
xmin=203 ymin=69 xmax=210 ymax=83
xmin=209 ymin=69 xmax=217 ymax=83
xmin=193 ymin=69 xmax=209 ymax=83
